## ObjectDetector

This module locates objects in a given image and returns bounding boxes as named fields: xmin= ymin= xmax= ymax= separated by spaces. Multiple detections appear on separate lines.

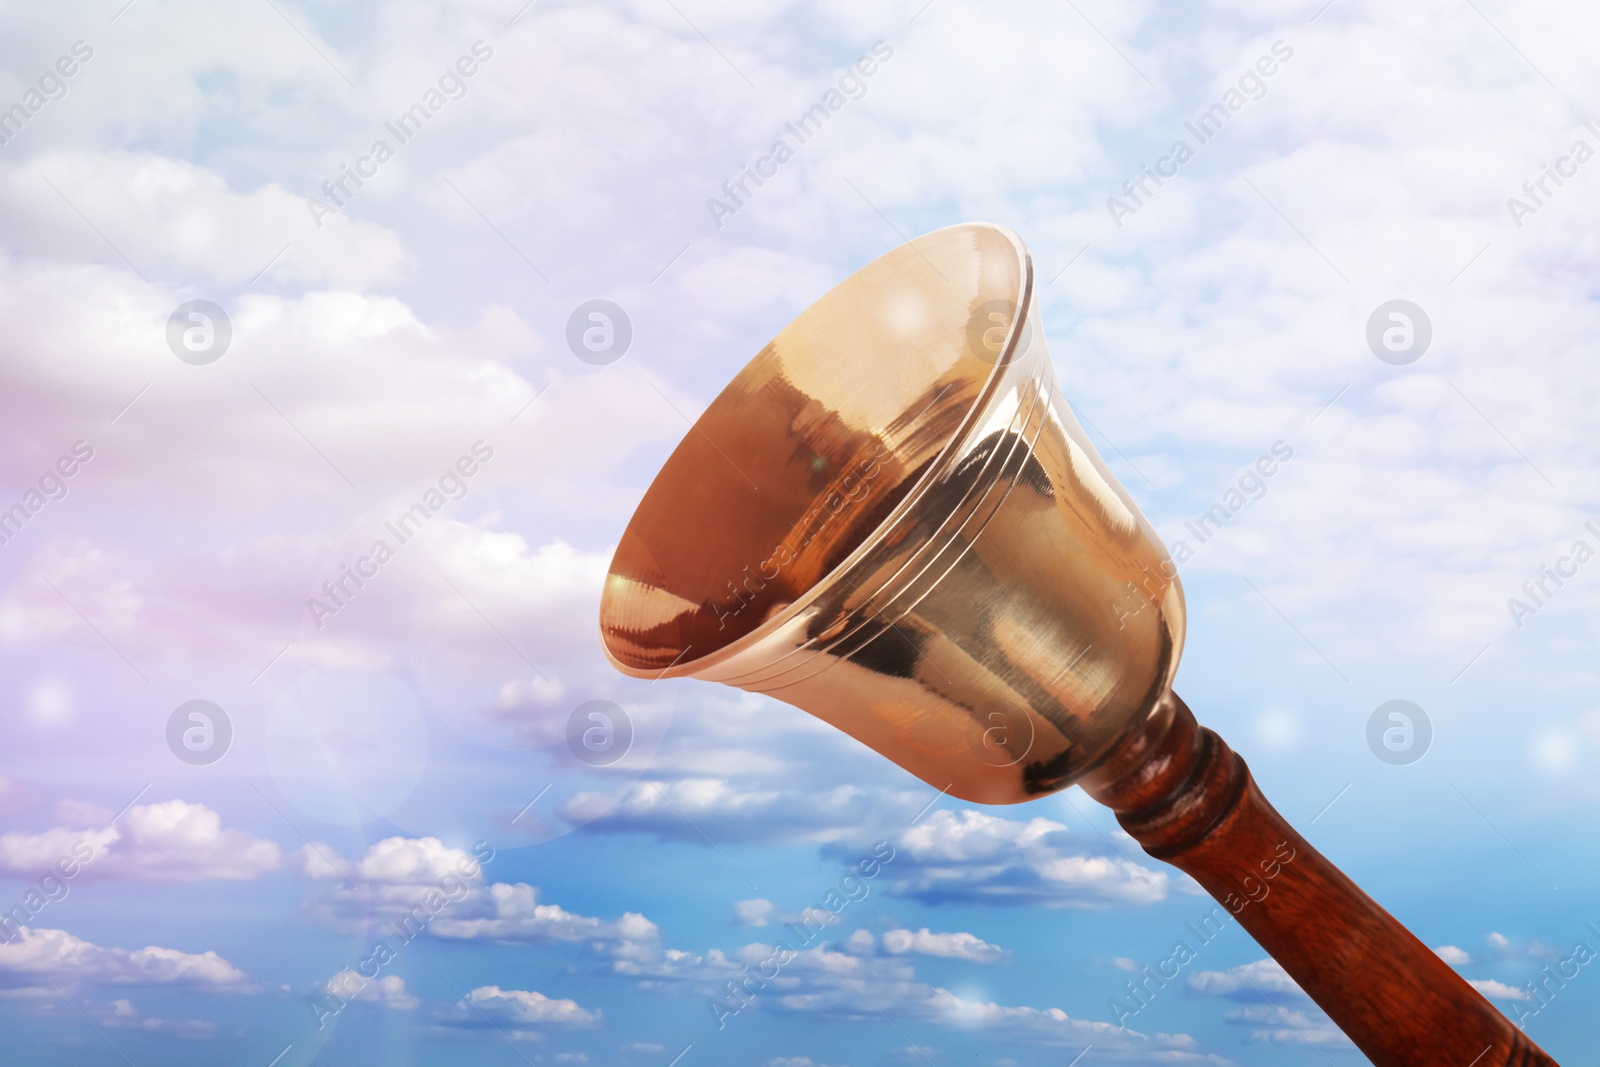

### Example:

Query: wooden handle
xmin=1080 ymin=691 xmax=1558 ymax=1066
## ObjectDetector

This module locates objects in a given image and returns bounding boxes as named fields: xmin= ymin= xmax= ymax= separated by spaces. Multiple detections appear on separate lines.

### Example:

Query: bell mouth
xmin=600 ymin=223 xmax=1033 ymax=678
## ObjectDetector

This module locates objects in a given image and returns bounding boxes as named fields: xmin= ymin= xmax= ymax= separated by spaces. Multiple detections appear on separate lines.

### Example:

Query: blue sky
xmin=1 ymin=0 xmax=1598 ymax=1063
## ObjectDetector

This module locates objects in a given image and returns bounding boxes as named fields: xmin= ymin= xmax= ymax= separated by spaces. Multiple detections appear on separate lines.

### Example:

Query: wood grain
xmin=1081 ymin=691 xmax=1559 ymax=1066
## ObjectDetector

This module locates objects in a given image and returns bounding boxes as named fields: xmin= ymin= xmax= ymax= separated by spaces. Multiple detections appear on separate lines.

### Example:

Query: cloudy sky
xmin=1 ymin=0 xmax=1597 ymax=1063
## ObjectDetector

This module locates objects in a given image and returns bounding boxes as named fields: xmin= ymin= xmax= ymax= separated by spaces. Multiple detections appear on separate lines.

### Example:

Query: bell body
xmin=600 ymin=224 xmax=1183 ymax=803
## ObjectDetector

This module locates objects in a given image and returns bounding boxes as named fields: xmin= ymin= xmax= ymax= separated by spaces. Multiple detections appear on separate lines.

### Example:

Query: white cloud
xmin=346 ymin=836 xmax=483 ymax=885
xmin=921 ymin=988 xmax=1179 ymax=1048
xmin=882 ymin=809 xmax=1169 ymax=907
xmin=1468 ymin=978 xmax=1529 ymax=1001
xmin=733 ymin=899 xmax=775 ymax=927
xmin=95 ymin=998 xmax=218 ymax=1039
xmin=1187 ymin=958 xmax=1306 ymax=999
xmin=0 ymin=925 xmax=250 ymax=992
xmin=842 ymin=929 xmax=875 ymax=955
xmin=561 ymin=779 xmax=882 ymax=844
xmin=1218 ymin=1003 xmax=1350 ymax=1047
xmin=757 ymin=947 xmax=1218 ymax=1057
xmin=727 ymin=898 xmax=840 ymax=936
xmin=1434 ymin=944 xmax=1471 ymax=965
xmin=0 ymin=151 xmax=408 ymax=289
xmin=880 ymin=928 xmax=1008 ymax=964
xmin=1188 ymin=958 xmax=1352 ymax=1047
xmin=441 ymin=985 xmax=601 ymax=1032
xmin=0 ymin=824 xmax=114 ymax=877
xmin=0 ymin=245 xmax=682 ymax=689
xmin=604 ymin=934 xmax=754 ymax=985
xmin=610 ymin=935 xmax=1217 ymax=1058
xmin=321 ymin=971 xmax=419 ymax=1011
xmin=301 ymin=835 xmax=490 ymax=928
xmin=297 ymin=836 xmax=654 ymax=953
xmin=430 ymin=882 xmax=656 ymax=945
xmin=0 ymin=800 xmax=281 ymax=882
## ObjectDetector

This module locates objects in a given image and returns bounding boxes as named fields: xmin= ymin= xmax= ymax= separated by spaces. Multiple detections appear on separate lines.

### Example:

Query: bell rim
xmin=599 ymin=221 xmax=1036 ymax=681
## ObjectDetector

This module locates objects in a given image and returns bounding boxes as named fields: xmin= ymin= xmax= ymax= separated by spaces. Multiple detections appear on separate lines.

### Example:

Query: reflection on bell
xmin=598 ymin=223 xmax=1182 ymax=804
xmin=594 ymin=224 xmax=1564 ymax=1066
